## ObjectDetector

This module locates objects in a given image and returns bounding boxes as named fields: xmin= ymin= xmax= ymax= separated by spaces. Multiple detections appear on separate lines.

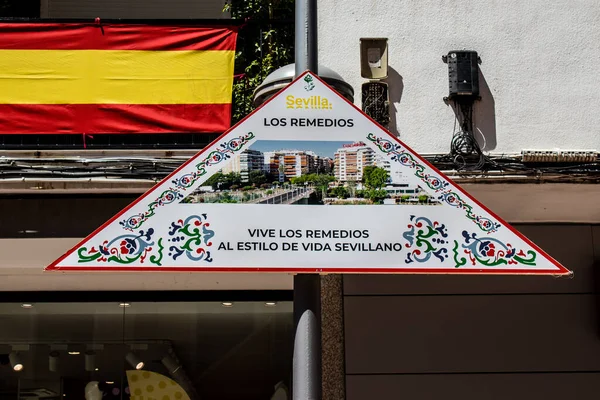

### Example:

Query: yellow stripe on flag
xmin=0 ymin=50 xmax=235 ymax=104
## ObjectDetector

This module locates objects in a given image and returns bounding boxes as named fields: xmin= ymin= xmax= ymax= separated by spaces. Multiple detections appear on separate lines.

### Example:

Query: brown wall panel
xmin=344 ymin=225 xmax=595 ymax=295
xmin=344 ymin=294 xmax=600 ymax=374
xmin=346 ymin=373 xmax=600 ymax=400
xmin=0 ymin=195 xmax=137 ymax=238
xmin=593 ymin=225 xmax=600 ymax=260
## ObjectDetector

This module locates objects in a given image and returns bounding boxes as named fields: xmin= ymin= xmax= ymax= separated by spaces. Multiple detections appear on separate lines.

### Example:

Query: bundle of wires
xmin=443 ymin=99 xmax=599 ymax=175
xmin=449 ymin=98 xmax=488 ymax=171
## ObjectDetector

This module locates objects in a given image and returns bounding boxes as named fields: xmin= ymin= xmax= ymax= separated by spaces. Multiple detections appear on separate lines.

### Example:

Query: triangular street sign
xmin=47 ymin=72 xmax=571 ymax=275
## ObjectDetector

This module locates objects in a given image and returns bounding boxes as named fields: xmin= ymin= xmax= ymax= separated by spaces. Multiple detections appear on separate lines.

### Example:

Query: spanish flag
xmin=0 ymin=23 xmax=237 ymax=134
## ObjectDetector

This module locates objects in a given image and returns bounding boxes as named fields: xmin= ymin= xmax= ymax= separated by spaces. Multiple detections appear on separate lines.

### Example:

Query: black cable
xmin=449 ymin=99 xmax=489 ymax=171
xmin=0 ymin=156 xmax=598 ymax=181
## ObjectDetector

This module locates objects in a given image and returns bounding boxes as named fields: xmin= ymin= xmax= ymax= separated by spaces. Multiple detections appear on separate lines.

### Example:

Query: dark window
xmin=0 ymin=0 xmax=40 ymax=18
xmin=0 ymin=297 xmax=293 ymax=400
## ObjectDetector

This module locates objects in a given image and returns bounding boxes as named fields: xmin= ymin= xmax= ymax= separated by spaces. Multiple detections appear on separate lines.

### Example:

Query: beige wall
xmin=343 ymin=224 xmax=600 ymax=399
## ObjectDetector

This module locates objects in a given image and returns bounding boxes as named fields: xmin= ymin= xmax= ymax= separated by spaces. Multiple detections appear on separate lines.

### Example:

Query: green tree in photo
xmin=366 ymin=189 xmax=388 ymax=204
xmin=204 ymin=172 xmax=242 ymax=190
xmin=204 ymin=172 xmax=225 ymax=190
xmin=290 ymin=173 xmax=335 ymax=199
xmin=216 ymin=192 xmax=238 ymax=203
xmin=290 ymin=175 xmax=308 ymax=185
xmin=248 ymin=169 xmax=267 ymax=186
xmin=362 ymin=166 xmax=389 ymax=190
xmin=332 ymin=186 xmax=349 ymax=199
xmin=225 ymin=172 xmax=242 ymax=188
xmin=312 ymin=174 xmax=335 ymax=199
xmin=346 ymin=179 xmax=357 ymax=198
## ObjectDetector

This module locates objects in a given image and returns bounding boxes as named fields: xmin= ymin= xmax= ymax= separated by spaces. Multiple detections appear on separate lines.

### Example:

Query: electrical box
xmin=361 ymin=81 xmax=390 ymax=128
xmin=445 ymin=50 xmax=480 ymax=98
xmin=360 ymin=38 xmax=388 ymax=80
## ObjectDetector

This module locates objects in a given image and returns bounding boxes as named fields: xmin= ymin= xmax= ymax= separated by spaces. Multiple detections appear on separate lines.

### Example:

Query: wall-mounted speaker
xmin=444 ymin=50 xmax=480 ymax=99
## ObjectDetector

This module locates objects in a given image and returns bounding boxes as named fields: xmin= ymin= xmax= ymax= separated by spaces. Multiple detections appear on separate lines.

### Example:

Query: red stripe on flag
xmin=0 ymin=23 xmax=237 ymax=51
xmin=0 ymin=104 xmax=231 ymax=134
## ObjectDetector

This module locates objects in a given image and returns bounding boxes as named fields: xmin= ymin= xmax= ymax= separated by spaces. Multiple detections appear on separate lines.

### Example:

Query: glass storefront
xmin=0 ymin=299 xmax=293 ymax=400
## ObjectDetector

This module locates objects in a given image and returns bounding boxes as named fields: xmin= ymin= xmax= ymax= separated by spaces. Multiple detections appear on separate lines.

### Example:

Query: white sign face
xmin=47 ymin=72 xmax=570 ymax=275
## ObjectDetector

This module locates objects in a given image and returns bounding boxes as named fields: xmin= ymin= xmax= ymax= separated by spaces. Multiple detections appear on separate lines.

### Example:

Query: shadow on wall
xmin=447 ymin=68 xmax=497 ymax=151
xmin=475 ymin=69 xmax=497 ymax=151
xmin=383 ymin=66 xmax=404 ymax=136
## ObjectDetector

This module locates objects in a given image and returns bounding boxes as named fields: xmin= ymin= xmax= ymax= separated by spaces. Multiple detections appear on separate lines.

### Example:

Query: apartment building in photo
xmin=221 ymin=149 xmax=265 ymax=182
xmin=334 ymin=142 xmax=390 ymax=182
xmin=264 ymin=150 xmax=317 ymax=181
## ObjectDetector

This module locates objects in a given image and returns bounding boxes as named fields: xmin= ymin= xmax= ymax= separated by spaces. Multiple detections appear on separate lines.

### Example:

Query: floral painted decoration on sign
xmin=119 ymin=132 xmax=255 ymax=231
xmin=76 ymin=214 xmax=216 ymax=266
xmin=402 ymin=216 xmax=449 ymax=264
xmin=366 ymin=133 xmax=501 ymax=233
xmin=172 ymin=131 xmax=255 ymax=190
xmin=77 ymin=229 xmax=158 ymax=264
xmin=454 ymin=231 xmax=537 ymax=268
xmin=400 ymin=216 xmax=539 ymax=269
xmin=167 ymin=214 xmax=215 ymax=262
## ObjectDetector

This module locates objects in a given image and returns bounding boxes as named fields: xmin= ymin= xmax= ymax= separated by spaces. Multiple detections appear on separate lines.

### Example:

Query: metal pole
xmin=293 ymin=274 xmax=321 ymax=400
xmin=295 ymin=0 xmax=318 ymax=76
xmin=293 ymin=1 xmax=321 ymax=399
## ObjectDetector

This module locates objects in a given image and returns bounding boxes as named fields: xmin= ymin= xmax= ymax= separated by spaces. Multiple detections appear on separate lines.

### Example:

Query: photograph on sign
xmin=46 ymin=72 xmax=571 ymax=275
xmin=182 ymin=140 xmax=439 ymax=207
